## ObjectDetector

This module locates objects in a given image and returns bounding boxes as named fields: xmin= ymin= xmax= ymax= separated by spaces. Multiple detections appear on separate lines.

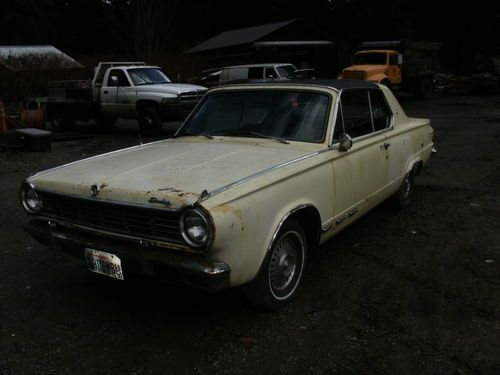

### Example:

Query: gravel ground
xmin=1 ymin=93 xmax=499 ymax=375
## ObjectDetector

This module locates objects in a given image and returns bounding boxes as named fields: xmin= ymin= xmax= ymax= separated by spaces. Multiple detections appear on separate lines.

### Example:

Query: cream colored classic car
xmin=21 ymin=80 xmax=433 ymax=309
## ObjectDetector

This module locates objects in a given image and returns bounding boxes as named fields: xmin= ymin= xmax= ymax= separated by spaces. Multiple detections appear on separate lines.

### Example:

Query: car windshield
xmin=276 ymin=65 xmax=297 ymax=78
xmin=353 ymin=53 xmax=387 ymax=65
xmin=128 ymin=68 xmax=171 ymax=85
xmin=178 ymin=90 xmax=330 ymax=143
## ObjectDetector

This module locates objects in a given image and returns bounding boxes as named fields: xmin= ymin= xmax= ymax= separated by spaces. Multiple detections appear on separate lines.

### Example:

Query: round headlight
xmin=20 ymin=182 xmax=42 ymax=213
xmin=180 ymin=209 xmax=211 ymax=247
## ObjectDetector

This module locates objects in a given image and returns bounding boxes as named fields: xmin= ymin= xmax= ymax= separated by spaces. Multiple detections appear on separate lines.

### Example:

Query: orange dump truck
xmin=340 ymin=41 xmax=440 ymax=99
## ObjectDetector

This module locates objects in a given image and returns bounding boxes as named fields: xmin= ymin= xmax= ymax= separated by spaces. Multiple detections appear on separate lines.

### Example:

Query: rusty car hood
xmin=29 ymin=138 xmax=313 ymax=209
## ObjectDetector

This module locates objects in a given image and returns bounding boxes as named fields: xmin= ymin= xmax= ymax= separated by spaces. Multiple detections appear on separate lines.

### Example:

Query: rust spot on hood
xmin=157 ymin=187 xmax=183 ymax=193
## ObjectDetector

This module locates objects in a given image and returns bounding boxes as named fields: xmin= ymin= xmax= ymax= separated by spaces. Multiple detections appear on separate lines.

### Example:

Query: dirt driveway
xmin=1 ymin=93 xmax=499 ymax=374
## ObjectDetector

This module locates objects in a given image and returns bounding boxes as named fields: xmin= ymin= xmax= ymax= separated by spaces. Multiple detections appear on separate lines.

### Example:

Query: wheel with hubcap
xmin=138 ymin=107 xmax=162 ymax=136
xmin=95 ymin=114 xmax=117 ymax=132
xmin=391 ymin=170 xmax=414 ymax=209
xmin=243 ymin=220 xmax=307 ymax=309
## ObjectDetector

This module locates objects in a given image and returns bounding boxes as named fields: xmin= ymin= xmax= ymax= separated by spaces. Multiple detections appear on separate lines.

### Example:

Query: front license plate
xmin=85 ymin=248 xmax=124 ymax=280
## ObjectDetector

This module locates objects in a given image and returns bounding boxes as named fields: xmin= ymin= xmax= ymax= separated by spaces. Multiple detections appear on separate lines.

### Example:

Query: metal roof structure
xmin=0 ymin=45 xmax=83 ymax=71
xmin=186 ymin=19 xmax=333 ymax=54
xmin=225 ymin=79 xmax=380 ymax=90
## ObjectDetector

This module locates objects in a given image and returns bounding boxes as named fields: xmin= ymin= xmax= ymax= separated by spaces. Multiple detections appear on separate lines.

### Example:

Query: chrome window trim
xmin=176 ymin=88 xmax=334 ymax=144
xmin=331 ymin=87 xmax=395 ymax=145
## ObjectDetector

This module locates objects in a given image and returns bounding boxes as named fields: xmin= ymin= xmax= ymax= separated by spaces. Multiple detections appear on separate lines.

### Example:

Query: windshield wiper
xmin=249 ymin=132 xmax=289 ymax=144
xmin=210 ymin=129 xmax=289 ymax=144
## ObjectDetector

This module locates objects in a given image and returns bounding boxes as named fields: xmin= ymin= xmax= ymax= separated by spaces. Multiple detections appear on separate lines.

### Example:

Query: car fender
xmin=206 ymin=159 xmax=332 ymax=287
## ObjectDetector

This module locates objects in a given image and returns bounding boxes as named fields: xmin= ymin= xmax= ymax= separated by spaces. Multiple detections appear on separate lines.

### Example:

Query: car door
xmin=331 ymin=89 xmax=390 ymax=224
xmin=369 ymin=89 xmax=400 ymax=190
xmin=101 ymin=69 xmax=134 ymax=116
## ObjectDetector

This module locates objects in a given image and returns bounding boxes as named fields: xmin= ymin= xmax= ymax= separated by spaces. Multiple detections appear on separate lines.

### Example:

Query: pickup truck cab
xmin=101 ymin=65 xmax=207 ymax=135
xmin=46 ymin=62 xmax=207 ymax=135
xmin=22 ymin=80 xmax=434 ymax=309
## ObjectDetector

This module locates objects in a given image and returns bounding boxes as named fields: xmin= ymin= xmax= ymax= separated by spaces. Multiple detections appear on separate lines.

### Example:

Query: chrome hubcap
xmin=269 ymin=233 xmax=299 ymax=292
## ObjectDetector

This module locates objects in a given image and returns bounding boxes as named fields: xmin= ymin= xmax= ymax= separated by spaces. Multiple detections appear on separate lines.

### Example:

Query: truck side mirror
xmin=110 ymin=75 xmax=119 ymax=86
xmin=397 ymin=54 xmax=403 ymax=65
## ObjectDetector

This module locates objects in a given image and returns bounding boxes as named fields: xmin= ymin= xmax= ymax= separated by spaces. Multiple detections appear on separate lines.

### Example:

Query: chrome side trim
xmin=335 ymin=216 xmax=346 ymax=225
xmin=202 ymin=150 xmax=330 ymax=201
xmin=321 ymin=223 xmax=334 ymax=233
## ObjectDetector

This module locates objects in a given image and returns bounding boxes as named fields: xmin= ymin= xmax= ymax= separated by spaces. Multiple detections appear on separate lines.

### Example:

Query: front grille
xmin=179 ymin=90 xmax=207 ymax=103
xmin=38 ymin=191 xmax=185 ymax=244
xmin=342 ymin=70 xmax=366 ymax=80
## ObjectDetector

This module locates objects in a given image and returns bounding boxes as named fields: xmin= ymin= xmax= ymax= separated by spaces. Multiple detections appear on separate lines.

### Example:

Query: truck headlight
xmin=180 ymin=209 xmax=212 ymax=247
xmin=161 ymin=96 xmax=179 ymax=104
xmin=20 ymin=182 xmax=42 ymax=213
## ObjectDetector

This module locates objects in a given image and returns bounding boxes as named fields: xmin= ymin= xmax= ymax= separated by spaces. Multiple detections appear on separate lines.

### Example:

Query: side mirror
xmin=397 ymin=54 xmax=403 ymax=65
xmin=110 ymin=75 xmax=119 ymax=86
xmin=338 ymin=133 xmax=353 ymax=152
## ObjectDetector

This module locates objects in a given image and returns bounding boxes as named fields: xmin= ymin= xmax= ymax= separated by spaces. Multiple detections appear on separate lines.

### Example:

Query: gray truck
xmin=47 ymin=62 xmax=207 ymax=135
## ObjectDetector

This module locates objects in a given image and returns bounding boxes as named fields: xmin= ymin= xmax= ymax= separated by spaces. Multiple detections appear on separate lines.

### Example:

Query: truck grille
xmin=342 ymin=71 xmax=367 ymax=80
xmin=37 ymin=191 xmax=185 ymax=244
xmin=179 ymin=90 xmax=207 ymax=103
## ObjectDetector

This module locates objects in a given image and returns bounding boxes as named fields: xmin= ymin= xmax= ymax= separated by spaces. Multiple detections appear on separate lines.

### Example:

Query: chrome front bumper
xmin=23 ymin=219 xmax=230 ymax=292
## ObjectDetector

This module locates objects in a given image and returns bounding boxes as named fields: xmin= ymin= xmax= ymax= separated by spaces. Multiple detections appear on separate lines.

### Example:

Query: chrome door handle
xmin=380 ymin=142 xmax=391 ymax=150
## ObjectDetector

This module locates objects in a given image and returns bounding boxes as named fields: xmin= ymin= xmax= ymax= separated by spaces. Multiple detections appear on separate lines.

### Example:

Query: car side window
xmin=369 ymin=90 xmax=392 ymax=131
xmin=265 ymin=68 xmax=278 ymax=79
xmin=248 ymin=67 xmax=264 ymax=79
xmin=338 ymin=90 xmax=372 ymax=138
xmin=107 ymin=69 xmax=130 ymax=87
xmin=389 ymin=54 xmax=398 ymax=66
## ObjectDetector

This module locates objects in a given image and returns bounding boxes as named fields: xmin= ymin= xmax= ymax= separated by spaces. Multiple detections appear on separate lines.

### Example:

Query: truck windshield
xmin=276 ymin=65 xmax=297 ymax=78
xmin=128 ymin=68 xmax=172 ymax=85
xmin=178 ymin=90 xmax=329 ymax=143
xmin=353 ymin=53 xmax=387 ymax=65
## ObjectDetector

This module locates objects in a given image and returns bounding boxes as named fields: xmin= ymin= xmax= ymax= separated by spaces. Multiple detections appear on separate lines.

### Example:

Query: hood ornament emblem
xmin=90 ymin=184 xmax=100 ymax=197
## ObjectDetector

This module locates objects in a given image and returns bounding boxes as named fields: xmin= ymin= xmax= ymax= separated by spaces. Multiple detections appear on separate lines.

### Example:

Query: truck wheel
xmin=138 ymin=107 xmax=162 ymax=136
xmin=414 ymin=78 xmax=433 ymax=99
xmin=51 ymin=112 xmax=75 ymax=131
xmin=95 ymin=114 xmax=116 ymax=131
xmin=242 ymin=220 xmax=307 ymax=310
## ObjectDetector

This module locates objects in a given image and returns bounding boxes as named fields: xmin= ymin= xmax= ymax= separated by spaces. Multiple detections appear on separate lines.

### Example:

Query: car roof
xmin=228 ymin=79 xmax=380 ymax=91
xmin=224 ymin=63 xmax=294 ymax=69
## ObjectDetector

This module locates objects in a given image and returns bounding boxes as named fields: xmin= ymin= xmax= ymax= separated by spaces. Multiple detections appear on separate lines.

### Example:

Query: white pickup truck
xmin=46 ymin=62 xmax=207 ymax=135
